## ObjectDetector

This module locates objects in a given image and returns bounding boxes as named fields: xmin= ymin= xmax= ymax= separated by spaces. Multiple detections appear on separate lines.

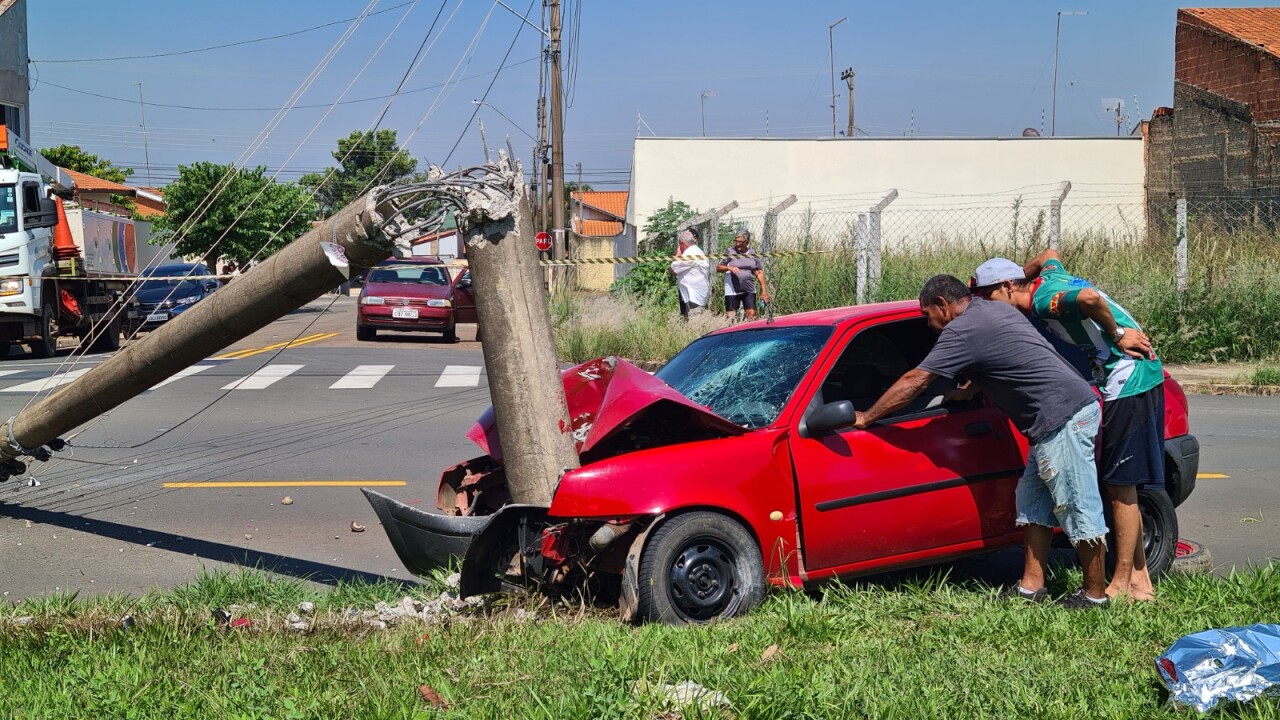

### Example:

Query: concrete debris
xmin=280 ymin=496 xmax=294 ymax=506
xmin=12 ymin=616 xmax=34 ymax=626
xmin=285 ymin=612 xmax=309 ymax=632
xmin=635 ymin=680 xmax=731 ymax=712
xmin=23 ymin=519 xmax=31 ymax=528
xmin=297 ymin=601 xmax=316 ymax=615
xmin=350 ymin=521 xmax=365 ymax=533
xmin=444 ymin=572 xmax=461 ymax=589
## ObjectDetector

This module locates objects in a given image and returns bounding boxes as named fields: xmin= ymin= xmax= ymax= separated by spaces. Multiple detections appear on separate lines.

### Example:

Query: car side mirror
xmin=459 ymin=277 xmax=472 ymax=288
xmin=803 ymin=400 xmax=856 ymax=437
xmin=24 ymin=198 xmax=59 ymax=229
xmin=203 ymin=280 xmax=219 ymax=292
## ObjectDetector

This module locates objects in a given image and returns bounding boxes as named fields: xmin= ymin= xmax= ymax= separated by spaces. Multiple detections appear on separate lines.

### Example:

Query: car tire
xmin=356 ymin=325 xmax=376 ymax=341
xmin=637 ymin=511 xmax=765 ymax=625
xmin=1106 ymin=487 xmax=1178 ymax=579
xmin=1171 ymin=538 xmax=1213 ymax=575
xmin=29 ymin=301 xmax=59 ymax=358
xmin=442 ymin=321 xmax=458 ymax=343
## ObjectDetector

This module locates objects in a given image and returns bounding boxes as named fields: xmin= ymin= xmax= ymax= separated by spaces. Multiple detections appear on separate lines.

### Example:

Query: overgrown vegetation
xmin=3 ymin=564 xmax=1279 ymax=718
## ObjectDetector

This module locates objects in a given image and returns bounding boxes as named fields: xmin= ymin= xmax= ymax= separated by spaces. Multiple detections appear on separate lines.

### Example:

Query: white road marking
xmin=222 ymin=364 xmax=304 ymax=390
xmin=330 ymin=364 xmax=394 ymax=389
xmin=0 ymin=368 xmax=93 ymax=393
xmin=0 ymin=370 xmax=25 ymax=378
xmin=151 ymin=364 xmax=216 ymax=389
xmin=434 ymin=365 xmax=482 ymax=387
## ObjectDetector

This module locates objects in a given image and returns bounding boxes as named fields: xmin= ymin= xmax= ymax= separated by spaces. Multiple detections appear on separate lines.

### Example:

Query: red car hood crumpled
xmin=466 ymin=356 xmax=745 ymax=462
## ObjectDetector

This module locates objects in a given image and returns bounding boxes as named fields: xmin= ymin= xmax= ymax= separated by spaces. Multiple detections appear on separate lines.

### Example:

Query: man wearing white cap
xmin=971 ymin=250 xmax=1164 ymax=602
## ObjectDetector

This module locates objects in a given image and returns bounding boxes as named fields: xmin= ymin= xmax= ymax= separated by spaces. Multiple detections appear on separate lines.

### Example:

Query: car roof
xmin=377 ymin=257 xmax=444 ymax=265
xmin=149 ymin=263 xmax=205 ymax=273
xmin=709 ymin=300 xmax=921 ymax=335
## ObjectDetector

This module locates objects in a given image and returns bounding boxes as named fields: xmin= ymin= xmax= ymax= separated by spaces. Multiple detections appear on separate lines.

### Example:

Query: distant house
xmin=1145 ymin=7 xmax=1280 ymax=225
xmin=134 ymin=187 xmax=166 ymax=219
xmin=570 ymin=190 xmax=628 ymax=291
xmin=62 ymin=168 xmax=138 ymax=217
xmin=407 ymin=212 xmax=462 ymax=259
xmin=0 ymin=1 xmax=29 ymax=142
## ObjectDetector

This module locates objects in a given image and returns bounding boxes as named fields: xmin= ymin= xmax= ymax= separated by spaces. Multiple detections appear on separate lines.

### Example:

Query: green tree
xmin=153 ymin=162 xmax=316 ymax=270
xmin=640 ymin=198 xmax=696 ymax=255
xmin=39 ymin=144 xmax=133 ymax=184
xmin=299 ymin=129 xmax=417 ymax=217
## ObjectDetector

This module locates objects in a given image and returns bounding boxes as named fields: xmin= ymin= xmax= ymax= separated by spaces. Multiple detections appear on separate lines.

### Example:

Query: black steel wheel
xmin=442 ymin=315 xmax=458 ymax=343
xmin=29 ymin=301 xmax=59 ymax=358
xmin=637 ymin=512 xmax=765 ymax=625
xmin=1139 ymin=487 xmax=1178 ymax=578
xmin=356 ymin=325 xmax=376 ymax=341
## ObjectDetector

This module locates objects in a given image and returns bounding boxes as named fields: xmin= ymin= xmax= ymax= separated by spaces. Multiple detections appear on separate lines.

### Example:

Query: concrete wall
xmin=569 ymin=233 xmax=615 ymax=292
xmin=0 ymin=0 xmax=29 ymax=140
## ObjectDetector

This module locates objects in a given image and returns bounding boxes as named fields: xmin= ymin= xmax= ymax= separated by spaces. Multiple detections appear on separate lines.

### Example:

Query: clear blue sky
xmin=24 ymin=1 xmax=1277 ymax=190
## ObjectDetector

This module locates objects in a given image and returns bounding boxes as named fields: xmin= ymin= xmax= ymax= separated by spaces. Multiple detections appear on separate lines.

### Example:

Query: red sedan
xmin=365 ymin=300 xmax=1198 ymax=624
xmin=356 ymin=260 xmax=477 ymax=342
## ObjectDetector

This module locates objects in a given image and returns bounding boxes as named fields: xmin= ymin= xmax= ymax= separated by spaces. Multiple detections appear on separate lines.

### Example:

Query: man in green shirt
xmin=971 ymin=250 xmax=1163 ymax=602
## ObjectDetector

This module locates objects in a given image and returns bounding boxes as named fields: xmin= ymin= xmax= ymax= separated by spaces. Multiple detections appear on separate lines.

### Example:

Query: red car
xmin=365 ymin=301 xmax=1199 ymax=624
xmin=356 ymin=259 xmax=477 ymax=342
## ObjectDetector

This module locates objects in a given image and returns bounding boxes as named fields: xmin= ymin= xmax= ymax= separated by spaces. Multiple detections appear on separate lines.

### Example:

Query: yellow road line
xmin=213 ymin=332 xmax=339 ymax=360
xmin=1197 ymin=473 xmax=1230 ymax=479
xmin=163 ymin=480 xmax=407 ymax=488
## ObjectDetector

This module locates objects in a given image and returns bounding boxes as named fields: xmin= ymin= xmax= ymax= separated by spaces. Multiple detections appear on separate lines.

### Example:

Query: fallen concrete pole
xmin=461 ymin=156 xmax=579 ymax=505
xmin=0 ymin=188 xmax=406 ymax=463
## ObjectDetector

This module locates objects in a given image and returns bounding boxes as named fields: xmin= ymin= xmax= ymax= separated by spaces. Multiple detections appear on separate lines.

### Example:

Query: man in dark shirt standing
xmin=853 ymin=274 xmax=1111 ymax=609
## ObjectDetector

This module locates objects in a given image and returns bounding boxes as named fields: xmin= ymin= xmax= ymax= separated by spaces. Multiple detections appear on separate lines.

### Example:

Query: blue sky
xmin=24 ymin=1 xmax=1277 ymax=189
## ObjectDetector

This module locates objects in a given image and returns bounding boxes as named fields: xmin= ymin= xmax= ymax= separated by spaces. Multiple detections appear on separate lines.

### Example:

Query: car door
xmin=788 ymin=317 xmax=1026 ymax=574
xmin=452 ymin=269 xmax=478 ymax=324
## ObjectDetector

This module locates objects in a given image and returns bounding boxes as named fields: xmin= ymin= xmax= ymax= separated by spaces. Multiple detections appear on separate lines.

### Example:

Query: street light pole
xmin=829 ymin=16 xmax=847 ymax=138
xmin=1051 ymin=10 xmax=1086 ymax=137
xmin=700 ymin=90 xmax=716 ymax=137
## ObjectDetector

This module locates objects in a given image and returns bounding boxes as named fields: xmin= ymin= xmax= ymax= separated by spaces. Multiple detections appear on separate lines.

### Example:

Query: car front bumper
xmin=362 ymin=489 xmax=490 ymax=576
xmin=358 ymin=306 xmax=452 ymax=332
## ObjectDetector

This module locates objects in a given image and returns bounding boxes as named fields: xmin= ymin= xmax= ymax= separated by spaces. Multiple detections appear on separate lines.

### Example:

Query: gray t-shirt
xmin=722 ymin=248 xmax=763 ymax=295
xmin=918 ymin=298 xmax=1097 ymax=443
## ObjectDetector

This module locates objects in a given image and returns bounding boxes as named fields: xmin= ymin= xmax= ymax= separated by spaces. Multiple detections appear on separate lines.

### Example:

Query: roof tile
xmin=63 ymin=168 xmax=136 ymax=195
xmin=571 ymin=190 xmax=628 ymax=219
xmin=1182 ymin=8 xmax=1280 ymax=57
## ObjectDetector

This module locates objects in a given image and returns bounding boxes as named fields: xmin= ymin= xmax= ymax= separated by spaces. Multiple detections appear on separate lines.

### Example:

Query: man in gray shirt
xmin=853 ymin=274 xmax=1110 ymax=609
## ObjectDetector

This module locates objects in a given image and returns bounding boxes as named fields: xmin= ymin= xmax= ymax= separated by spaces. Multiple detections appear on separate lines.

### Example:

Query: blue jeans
xmin=1015 ymin=402 xmax=1108 ymax=546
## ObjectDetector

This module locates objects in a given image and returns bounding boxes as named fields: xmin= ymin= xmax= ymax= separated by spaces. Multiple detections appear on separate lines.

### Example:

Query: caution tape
xmin=537 ymin=250 xmax=833 ymax=266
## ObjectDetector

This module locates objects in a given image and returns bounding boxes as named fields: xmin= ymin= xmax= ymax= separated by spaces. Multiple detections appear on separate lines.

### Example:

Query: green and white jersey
xmin=1030 ymin=258 xmax=1163 ymax=400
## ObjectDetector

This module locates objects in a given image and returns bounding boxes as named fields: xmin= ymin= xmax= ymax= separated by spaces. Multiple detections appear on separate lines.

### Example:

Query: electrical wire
xmin=29 ymin=2 xmax=415 ymax=64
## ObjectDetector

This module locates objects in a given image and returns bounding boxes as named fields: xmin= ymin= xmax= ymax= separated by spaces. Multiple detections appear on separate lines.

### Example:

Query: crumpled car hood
xmin=466 ymin=356 xmax=745 ymax=462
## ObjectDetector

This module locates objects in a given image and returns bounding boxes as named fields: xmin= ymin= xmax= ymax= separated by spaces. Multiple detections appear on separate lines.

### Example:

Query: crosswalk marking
xmin=330 ymin=364 xmax=394 ymax=389
xmin=151 ymin=364 xmax=216 ymax=390
xmin=435 ymin=365 xmax=482 ymax=387
xmin=222 ymin=364 xmax=304 ymax=391
xmin=0 ymin=370 xmax=24 ymax=379
xmin=0 ymin=367 xmax=93 ymax=393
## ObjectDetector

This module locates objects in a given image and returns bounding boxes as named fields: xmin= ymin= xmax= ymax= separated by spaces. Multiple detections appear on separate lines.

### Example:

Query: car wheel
xmin=89 ymin=314 xmax=122 ymax=352
xmin=29 ymin=301 xmax=59 ymax=358
xmin=442 ymin=321 xmax=458 ymax=343
xmin=356 ymin=325 xmax=376 ymax=341
xmin=637 ymin=512 xmax=765 ymax=624
xmin=1171 ymin=538 xmax=1213 ymax=574
xmin=1136 ymin=487 xmax=1178 ymax=578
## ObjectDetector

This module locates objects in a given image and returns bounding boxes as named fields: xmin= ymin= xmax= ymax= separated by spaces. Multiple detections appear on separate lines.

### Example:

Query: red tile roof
xmin=63 ymin=168 xmax=136 ymax=195
xmin=133 ymin=204 xmax=164 ymax=219
xmin=573 ymin=218 xmax=623 ymax=237
xmin=571 ymin=190 xmax=628 ymax=219
xmin=1182 ymin=8 xmax=1280 ymax=57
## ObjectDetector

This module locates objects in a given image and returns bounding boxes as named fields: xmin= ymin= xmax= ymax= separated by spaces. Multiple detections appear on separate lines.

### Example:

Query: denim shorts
xmin=1015 ymin=401 xmax=1109 ymax=546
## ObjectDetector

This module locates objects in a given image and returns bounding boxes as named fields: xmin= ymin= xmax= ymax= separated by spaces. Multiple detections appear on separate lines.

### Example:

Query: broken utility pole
xmin=461 ymin=154 xmax=579 ymax=505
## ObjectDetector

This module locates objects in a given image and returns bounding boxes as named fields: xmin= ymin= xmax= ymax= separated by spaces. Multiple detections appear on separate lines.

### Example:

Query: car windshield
xmin=655 ymin=325 xmax=833 ymax=428
xmin=140 ymin=267 xmax=204 ymax=292
xmin=0 ymin=185 xmax=16 ymax=234
xmin=367 ymin=265 xmax=448 ymax=285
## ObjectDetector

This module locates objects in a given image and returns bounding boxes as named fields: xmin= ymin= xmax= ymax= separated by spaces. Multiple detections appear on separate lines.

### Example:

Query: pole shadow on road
xmin=0 ymin=501 xmax=419 ymax=591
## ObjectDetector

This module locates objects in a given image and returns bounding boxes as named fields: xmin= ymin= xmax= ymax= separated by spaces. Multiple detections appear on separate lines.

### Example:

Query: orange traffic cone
xmin=51 ymin=198 xmax=80 ymax=260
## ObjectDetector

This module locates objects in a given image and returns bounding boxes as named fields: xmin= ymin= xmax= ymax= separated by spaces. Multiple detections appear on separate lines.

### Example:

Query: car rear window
xmin=656 ymin=325 xmax=833 ymax=428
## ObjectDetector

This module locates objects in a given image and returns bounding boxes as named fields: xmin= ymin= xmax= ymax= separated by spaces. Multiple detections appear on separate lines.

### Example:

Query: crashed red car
xmin=364 ymin=300 xmax=1199 ymax=624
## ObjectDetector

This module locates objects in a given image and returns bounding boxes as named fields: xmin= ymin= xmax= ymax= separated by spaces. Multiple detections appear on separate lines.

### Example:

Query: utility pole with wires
xmin=549 ymin=0 xmax=567 ymax=270
xmin=841 ymin=67 xmax=855 ymax=137
xmin=135 ymin=82 xmax=153 ymax=187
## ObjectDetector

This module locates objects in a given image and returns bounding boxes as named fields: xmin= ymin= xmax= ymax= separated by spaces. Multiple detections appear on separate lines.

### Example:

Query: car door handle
xmin=965 ymin=422 xmax=993 ymax=437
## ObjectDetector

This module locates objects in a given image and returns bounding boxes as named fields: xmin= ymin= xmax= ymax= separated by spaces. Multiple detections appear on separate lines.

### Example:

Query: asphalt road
xmin=0 ymin=297 xmax=1274 ymax=602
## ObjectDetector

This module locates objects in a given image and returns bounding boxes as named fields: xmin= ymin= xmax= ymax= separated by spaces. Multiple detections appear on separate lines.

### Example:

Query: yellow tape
xmin=537 ymin=250 xmax=832 ymax=266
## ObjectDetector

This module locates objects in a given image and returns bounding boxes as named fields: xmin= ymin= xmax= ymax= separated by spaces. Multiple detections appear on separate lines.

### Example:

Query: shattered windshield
xmin=655 ymin=326 xmax=832 ymax=429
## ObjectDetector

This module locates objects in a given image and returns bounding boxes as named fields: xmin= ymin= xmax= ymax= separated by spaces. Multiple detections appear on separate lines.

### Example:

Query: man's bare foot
xmin=1105 ymin=585 xmax=1156 ymax=602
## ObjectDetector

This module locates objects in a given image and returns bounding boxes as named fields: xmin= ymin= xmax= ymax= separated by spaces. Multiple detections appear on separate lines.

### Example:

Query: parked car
xmin=356 ymin=259 xmax=477 ymax=342
xmin=127 ymin=263 xmax=219 ymax=331
xmin=365 ymin=300 xmax=1199 ymax=624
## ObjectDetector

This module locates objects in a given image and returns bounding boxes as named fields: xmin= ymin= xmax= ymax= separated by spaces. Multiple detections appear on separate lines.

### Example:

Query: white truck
xmin=0 ymin=123 xmax=146 ymax=357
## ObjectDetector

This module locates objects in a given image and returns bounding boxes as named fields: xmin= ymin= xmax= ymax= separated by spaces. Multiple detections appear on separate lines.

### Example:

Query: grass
xmin=1248 ymin=367 xmax=1280 ymax=386
xmin=3 ymin=565 xmax=1280 ymax=718
xmin=561 ymin=229 xmax=1280 ymax=366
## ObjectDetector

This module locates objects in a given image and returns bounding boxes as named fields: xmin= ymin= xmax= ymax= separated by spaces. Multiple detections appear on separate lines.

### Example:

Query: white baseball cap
xmin=971 ymin=257 xmax=1025 ymax=288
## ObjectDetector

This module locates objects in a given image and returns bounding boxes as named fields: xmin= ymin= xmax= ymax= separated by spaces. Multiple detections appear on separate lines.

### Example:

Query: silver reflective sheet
xmin=1156 ymin=623 xmax=1280 ymax=712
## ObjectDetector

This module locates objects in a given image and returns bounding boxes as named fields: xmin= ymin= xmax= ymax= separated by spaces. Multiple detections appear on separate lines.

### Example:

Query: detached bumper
xmin=362 ymin=489 xmax=491 ymax=576
xmin=1165 ymin=434 xmax=1200 ymax=507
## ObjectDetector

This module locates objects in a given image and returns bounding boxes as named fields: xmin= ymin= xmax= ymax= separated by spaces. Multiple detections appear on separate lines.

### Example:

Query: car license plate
xmin=392 ymin=307 xmax=418 ymax=319
xmin=146 ymin=312 xmax=168 ymax=322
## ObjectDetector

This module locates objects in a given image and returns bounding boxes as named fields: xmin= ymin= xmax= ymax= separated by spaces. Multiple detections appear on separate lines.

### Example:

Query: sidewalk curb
xmin=1180 ymin=383 xmax=1280 ymax=397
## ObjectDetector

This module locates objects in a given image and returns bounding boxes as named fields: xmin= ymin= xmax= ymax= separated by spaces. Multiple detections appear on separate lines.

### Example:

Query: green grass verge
xmin=1249 ymin=367 xmax=1280 ymax=386
xmin=4 ymin=565 xmax=1280 ymax=718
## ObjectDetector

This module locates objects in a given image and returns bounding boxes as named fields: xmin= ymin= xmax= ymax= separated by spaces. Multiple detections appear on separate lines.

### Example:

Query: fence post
xmin=868 ymin=189 xmax=898 ymax=301
xmin=856 ymin=213 xmax=869 ymax=305
xmin=761 ymin=195 xmax=797 ymax=254
xmin=1049 ymin=180 xmax=1072 ymax=251
xmin=1176 ymin=198 xmax=1188 ymax=294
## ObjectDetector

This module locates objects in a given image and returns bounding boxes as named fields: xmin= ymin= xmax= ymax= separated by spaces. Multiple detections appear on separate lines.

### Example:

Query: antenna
xmin=1102 ymin=98 xmax=1125 ymax=136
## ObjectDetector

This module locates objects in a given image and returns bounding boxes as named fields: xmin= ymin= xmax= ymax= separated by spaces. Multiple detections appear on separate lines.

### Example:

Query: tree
xmin=299 ymin=129 xmax=417 ymax=217
xmin=641 ymin=198 xmax=696 ymax=255
xmin=153 ymin=162 xmax=316 ymax=270
xmin=39 ymin=145 xmax=133 ymax=184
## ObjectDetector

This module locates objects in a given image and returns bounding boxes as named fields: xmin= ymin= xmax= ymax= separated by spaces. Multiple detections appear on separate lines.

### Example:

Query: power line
xmin=35 ymin=57 xmax=539 ymax=112
xmin=30 ymin=2 xmax=415 ymax=64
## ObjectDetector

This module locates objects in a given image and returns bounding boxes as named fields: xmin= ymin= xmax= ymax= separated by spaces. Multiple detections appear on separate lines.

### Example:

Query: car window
xmin=656 ymin=325 xmax=832 ymax=429
xmin=819 ymin=317 xmax=976 ymax=418
xmin=0 ymin=185 xmax=16 ymax=234
xmin=369 ymin=265 xmax=447 ymax=284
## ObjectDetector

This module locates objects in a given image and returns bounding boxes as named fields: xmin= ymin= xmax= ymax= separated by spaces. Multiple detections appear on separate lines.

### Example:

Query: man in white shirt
xmin=670 ymin=227 xmax=711 ymax=317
